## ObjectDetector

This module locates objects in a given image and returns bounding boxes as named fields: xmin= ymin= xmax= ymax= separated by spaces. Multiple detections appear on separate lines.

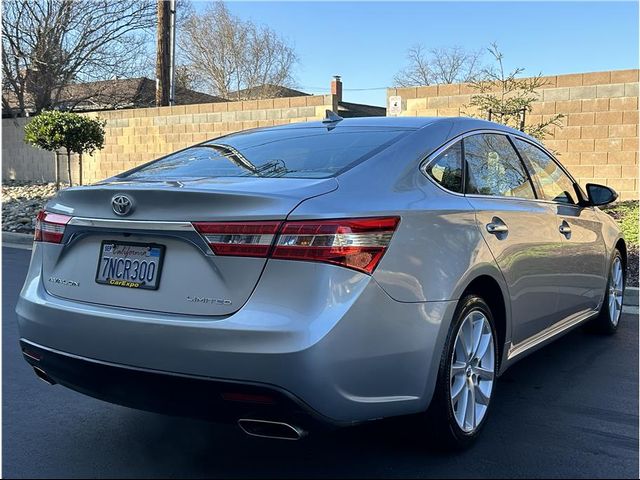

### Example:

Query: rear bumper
xmin=20 ymin=339 xmax=331 ymax=430
xmin=17 ymin=246 xmax=457 ymax=424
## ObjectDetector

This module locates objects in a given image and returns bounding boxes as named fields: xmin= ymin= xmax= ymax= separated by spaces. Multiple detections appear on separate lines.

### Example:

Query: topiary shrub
xmin=24 ymin=110 xmax=106 ymax=187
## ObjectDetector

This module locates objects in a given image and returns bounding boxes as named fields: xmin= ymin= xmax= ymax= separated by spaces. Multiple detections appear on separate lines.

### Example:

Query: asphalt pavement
xmin=3 ymin=246 xmax=638 ymax=478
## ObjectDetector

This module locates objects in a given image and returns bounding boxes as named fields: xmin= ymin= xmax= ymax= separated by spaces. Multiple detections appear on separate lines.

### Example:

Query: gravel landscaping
xmin=2 ymin=181 xmax=67 ymax=234
xmin=2 ymin=181 xmax=638 ymax=286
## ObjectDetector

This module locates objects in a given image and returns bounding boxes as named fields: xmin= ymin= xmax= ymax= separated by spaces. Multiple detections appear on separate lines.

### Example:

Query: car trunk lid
xmin=41 ymin=177 xmax=337 ymax=316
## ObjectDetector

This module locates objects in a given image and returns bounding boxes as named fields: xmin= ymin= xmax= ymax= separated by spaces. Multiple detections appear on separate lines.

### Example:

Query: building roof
xmin=226 ymin=84 xmax=310 ymax=101
xmin=337 ymin=101 xmax=386 ymax=118
xmin=2 ymin=77 xmax=226 ymax=116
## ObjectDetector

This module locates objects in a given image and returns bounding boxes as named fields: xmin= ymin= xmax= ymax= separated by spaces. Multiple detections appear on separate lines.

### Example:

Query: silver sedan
xmin=16 ymin=116 xmax=626 ymax=448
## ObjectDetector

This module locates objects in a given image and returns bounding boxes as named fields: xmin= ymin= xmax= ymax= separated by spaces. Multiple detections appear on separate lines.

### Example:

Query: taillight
xmin=34 ymin=210 xmax=72 ymax=244
xmin=273 ymin=217 xmax=399 ymax=274
xmin=192 ymin=221 xmax=282 ymax=257
xmin=192 ymin=217 xmax=399 ymax=274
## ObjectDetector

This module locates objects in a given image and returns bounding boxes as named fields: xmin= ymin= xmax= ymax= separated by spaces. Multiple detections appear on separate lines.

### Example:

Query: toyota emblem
xmin=111 ymin=194 xmax=134 ymax=216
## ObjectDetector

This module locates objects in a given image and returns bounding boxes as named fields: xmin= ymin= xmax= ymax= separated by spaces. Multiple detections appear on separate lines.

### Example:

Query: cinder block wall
xmin=2 ymin=94 xmax=337 ymax=184
xmin=388 ymin=69 xmax=639 ymax=201
xmin=2 ymin=117 xmax=55 ymax=182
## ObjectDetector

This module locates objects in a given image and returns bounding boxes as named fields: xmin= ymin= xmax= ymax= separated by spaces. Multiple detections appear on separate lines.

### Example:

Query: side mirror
xmin=586 ymin=183 xmax=618 ymax=206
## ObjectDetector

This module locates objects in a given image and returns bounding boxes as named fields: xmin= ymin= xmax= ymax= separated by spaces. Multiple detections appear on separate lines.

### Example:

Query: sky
xmin=194 ymin=1 xmax=639 ymax=107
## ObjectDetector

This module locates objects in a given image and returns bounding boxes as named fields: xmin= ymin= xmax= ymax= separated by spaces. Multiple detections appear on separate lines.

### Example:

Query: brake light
xmin=273 ymin=217 xmax=399 ymax=274
xmin=192 ymin=221 xmax=282 ymax=257
xmin=192 ymin=217 xmax=399 ymax=274
xmin=34 ymin=210 xmax=72 ymax=244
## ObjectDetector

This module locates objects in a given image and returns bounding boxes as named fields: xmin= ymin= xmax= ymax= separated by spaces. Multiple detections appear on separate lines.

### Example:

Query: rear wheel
xmin=590 ymin=249 xmax=625 ymax=334
xmin=426 ymin=295 xmax=498 ymax=449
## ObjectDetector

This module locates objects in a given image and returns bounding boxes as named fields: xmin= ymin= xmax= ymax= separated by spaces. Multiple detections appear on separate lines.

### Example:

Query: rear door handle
xmin=486 ymin=218 xmax=509 ymax=235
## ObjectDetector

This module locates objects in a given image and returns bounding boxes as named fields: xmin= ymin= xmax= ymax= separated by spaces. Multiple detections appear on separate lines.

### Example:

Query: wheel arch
xmin=458 ymin=273 xmax=509 ymax=371
xmin=615 ymin=237 xmax=627 ymax=273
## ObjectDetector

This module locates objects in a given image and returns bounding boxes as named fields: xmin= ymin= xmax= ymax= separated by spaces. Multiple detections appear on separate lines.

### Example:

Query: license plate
xmin=95 ymin=241 xmax=165 ymax=290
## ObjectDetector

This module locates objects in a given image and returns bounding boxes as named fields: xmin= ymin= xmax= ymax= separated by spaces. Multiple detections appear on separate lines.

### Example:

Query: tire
xmin=425 ymin=294 xmax=499 ymax=450
xmin=589 ymin=249 xmax=625 ymax=334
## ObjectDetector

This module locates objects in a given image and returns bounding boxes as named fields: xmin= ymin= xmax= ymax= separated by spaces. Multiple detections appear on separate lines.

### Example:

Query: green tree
xmin=464 ymin=43 xmax=564 ymax=140
xmin=24 ymin=110 xmax=105 ymax=187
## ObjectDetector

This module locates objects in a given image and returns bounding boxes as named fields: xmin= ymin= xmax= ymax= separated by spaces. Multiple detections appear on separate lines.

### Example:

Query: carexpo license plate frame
xmin=95 ymin=240 xmax=166 ymax=290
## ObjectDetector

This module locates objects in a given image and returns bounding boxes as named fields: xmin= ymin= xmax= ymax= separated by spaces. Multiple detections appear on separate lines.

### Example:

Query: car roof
xmin=245 ymin=116 xmax=541 ymax=145
xmin=281 ymin=116 xmax=439 ymax=129
xmin=211 ymin=117 xmax=544 ymax=155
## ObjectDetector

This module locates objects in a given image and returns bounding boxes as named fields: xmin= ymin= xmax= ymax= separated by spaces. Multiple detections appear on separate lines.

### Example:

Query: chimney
xmin=331 ymin=75 xmax=342 ymax=103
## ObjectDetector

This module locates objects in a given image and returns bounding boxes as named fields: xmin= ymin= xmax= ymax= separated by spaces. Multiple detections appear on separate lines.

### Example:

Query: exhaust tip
xmin=32 ymin=366 xmax=56 ymax=386
xmin=238 ymin=418 xmax=306 ymax=440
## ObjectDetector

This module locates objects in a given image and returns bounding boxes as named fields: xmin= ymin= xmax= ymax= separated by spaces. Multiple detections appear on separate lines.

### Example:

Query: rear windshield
xmin=121 ymin=127 xmax=412 ymax=180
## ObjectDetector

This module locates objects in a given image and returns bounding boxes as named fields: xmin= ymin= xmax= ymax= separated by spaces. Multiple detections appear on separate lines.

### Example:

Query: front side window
xmin=121 ymin=127 xmax=412 ymax=180
xmin=425 ymin=141 xmax=463 ymax=193
xmin=464 ymin=134 xmax=535 ymax=199
xmin=513 ymin=138 xmax=578 ymax=205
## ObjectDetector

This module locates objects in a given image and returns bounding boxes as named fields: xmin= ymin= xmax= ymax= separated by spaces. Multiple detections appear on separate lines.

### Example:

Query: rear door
xmin=512 ymin=137 xmax=607 ymax=317
xmin=463 ymin=132 xmax=565 ymax=344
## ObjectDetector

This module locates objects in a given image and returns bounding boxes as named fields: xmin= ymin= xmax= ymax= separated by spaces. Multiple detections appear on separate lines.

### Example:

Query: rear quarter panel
xmin=289 ymin=125 xmax=513 ymax=349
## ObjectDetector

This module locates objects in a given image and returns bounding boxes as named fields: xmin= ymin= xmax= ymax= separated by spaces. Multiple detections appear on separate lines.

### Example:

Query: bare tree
xmin=173 ymin=65 xmax=196 ymax=91
xmin=2 ymin=0 xmax=156 ymax=116
xmin=179 ymin=1 xmax=297 ymax=100
xmin=464 ymin=43 xmax=564 ymax=140
xmin=393 ymin=45 xmax=484 ymax=87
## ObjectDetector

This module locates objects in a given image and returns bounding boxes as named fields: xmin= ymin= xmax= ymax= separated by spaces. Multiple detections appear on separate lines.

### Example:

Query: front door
xmin=512 ymin=137 xmax=607 ymax=319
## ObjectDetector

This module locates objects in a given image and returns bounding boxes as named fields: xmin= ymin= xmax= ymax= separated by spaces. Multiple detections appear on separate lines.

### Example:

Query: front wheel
xmin=590 ymin=249 xmax=625 ymax=334
xmin=426 ymin=295 xmax=498 ymax=449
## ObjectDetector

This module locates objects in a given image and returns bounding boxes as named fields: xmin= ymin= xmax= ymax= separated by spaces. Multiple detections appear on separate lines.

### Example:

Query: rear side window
xmin=122 ymin=127 xmax=411 ymax=180
xmin=513 ymin=138 xmax=578 ymax=205
xmin=464 ymin=134 xmax=535 ymax=199
xmin=425 ymin=141 xmax=463 ymax=193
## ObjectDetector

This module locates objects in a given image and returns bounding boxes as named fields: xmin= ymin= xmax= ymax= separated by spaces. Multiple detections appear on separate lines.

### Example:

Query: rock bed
xmin=2 ymin=182 xmax=67 ymax=234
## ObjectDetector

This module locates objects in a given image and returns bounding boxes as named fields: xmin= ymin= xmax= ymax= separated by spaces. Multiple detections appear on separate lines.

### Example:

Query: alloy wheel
xmin=450 ymin=310 xmax=495 ymax=433
xmin=608 ymin=256 xmax=624 ymax=327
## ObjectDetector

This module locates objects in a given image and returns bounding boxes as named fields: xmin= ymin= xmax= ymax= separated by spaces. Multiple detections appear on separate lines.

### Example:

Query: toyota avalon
xmin=16 ymin=115 xmax=626 ymax=447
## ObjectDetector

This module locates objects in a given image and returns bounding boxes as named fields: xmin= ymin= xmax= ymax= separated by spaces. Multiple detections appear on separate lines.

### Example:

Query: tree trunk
xmin=54 ymin=151 xmax=60 ymax=191
xmin=78 ymin=152 xmax=83 ymax=185
xmin=66 ymin=149 xmax=73 ymax=187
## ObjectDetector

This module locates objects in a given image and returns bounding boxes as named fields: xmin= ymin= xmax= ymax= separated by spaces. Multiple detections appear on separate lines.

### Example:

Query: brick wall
xmin=388 ymin=69 xmax=639 ymax=201
xmin=2 ymin=94 xmax=337 ymax=184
